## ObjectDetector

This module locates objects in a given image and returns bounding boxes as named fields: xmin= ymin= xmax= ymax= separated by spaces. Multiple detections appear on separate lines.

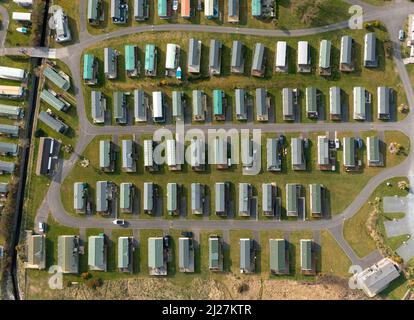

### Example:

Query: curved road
xmin=28 ymin=0 xmax=414 ymax=266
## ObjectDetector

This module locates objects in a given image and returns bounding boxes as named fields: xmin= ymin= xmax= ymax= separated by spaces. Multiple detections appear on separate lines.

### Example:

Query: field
xmin=80 ymin=27 xmax=408 ymax=125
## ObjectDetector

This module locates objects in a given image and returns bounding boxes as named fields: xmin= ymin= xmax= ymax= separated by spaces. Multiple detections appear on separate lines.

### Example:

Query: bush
xmin=34 ymin=129 xmax=45 ymax=138
xmin=86 ymin=278 xmax=103 ymax=290
xmin=81 ymin=272 xmax=91 ymax=280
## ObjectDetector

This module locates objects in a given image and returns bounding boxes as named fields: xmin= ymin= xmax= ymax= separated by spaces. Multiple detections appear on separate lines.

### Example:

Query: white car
xmin=399 ymin=30 xmax=405 ymax=41
xmin=38 ymin=222 xmax=46 ymax=233
xmin=172 ymin=0 xmax=178 ymax=11
xmin=335 ymin=139 xmax=341 ymax=149
xmin=112 ymin=219 xmax=126 ymax=226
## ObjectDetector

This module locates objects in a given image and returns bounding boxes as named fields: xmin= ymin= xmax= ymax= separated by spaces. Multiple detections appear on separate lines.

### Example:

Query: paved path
xmin=0 ymin=4 xmax=9 ymax=48
xmin=26 ymin=0 xmax=414 ymax=268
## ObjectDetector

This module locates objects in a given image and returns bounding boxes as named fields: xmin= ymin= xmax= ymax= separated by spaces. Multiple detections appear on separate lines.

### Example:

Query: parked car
xmin=163 ymin=235 xmax=171 ymax=248
xmin=328 ymin=140 xmax=335 ymax=149
xmin=278 ymin=135 xmax=286 ymax=145
xmin=181 ymin=231 xmax=193 ymax=238
xmin=304 ymin=138 xmax=309 ymax=148
xmin=335 ymin=138 xmax=341 ymax=149
xmin=399 ymin=29 xmax=405 ymax=41
xmin=38 ymin=222 xmax=46 ymax=233
xmin=112 ymin=219 xmax=126 ymax=226
xmin=356 ymin=138 xmax=363 ymax=149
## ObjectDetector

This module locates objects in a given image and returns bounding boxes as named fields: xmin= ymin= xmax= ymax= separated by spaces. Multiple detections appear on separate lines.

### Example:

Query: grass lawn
xmin=344 ymin=177 xmax=410 ymax=258
xmin=80 ymin=27 xmax=408 ymax=125
xmin=320 ymin=230 xmax=351 ymax=277
xmin=84 ymin=0 xmax=351 ymax=36
xmin=1 ymin=0 xmax=33 ymax=47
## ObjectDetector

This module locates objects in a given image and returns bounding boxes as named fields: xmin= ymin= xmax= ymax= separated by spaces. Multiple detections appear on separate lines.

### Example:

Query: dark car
xmin=278 ymin=135 xmax=286 ymax=145
xmin=356 ymin=138 xmax=363 ymax=149
xmin=181 ymin=231 xmax=193 ymax=238
xmin=163 ymin=235 xmax=171 ymax=248
xmin=304 ymin=138 xmax=309 ymax=148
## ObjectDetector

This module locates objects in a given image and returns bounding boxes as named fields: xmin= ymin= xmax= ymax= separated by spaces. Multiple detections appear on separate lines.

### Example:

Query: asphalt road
xmin=0 ymin=4 xmax=9 ymax=48
xmin=4 ymin=0 xmax=414 ymax=266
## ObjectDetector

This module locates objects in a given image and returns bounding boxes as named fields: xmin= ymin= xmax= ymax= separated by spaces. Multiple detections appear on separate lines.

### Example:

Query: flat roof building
xmin=291 ymin=137 xmax=305 ymax=170
xmin=120 ymin=182 xmax=134 ymax=213
xmin=270 ymin=239 xmax=288 ymax=275
xmin=58 ymin=235 xmax=80 ymax=274
xmin=144 ymin=44 xmax=157 ymax=77
xmin=188 ymin=38 xmax=201 ymax=74
xmin=209 ymin=39 xmax=222 ymax=76
xmin=134 ymin=89 xmax=147 ymax=122
xmin=38 ymin=111 xmax=68 ymax=134
xmin=251 ymin=43 xmax=266 ymax=77
xmin=235 ymin=88 xmax=247 ymax=120
xmin=91 ymin=91 xmax=106 ymax=124
xmin=231 ymin=40 xmax=245 ymax=74
xmin=122 ymin=139 xmax=136 ymax=172
xmin=111 ymin=0 xmax=129 ymax=24
xmin=286 ymin=183 xmax=300 ymax=217
xmin=275 ymin=41 xmax=288 ymax=73
xmin=148 ymin=237 xmax=167 ymax=275
xmin=364 ymin=32 xmax=378 ymax=68
xmin=88 ymin=235 xmax=106 ymax=271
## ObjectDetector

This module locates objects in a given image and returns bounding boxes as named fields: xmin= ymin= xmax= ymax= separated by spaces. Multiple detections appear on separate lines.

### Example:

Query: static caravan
xmin=73 ymin=182 xmax=88 ymax=213
xmin=213 ymin=89 xmax=226 ymax=121
xmin=319 ymin=40 xmax=332 ymax=76
xmin=143 ymin=182 xmax=157 ymax=214
xmin=297 ymin=41 xmax=311 ymax=73
xmin=125 ymin=45 xmax=139 ymax=77
xmin=291 ymin=137 xmax=306 ymax=171
xmin=13 ymin=0 xmax=33 ymax=7
xmin=158 ymin=0 xmax=171 ymax=19
xmin=240 ymin=238 xmax=255 ymax=274
xmin=88 ymin=235 xmax=107 ymax=271
xmin=40 ymin=89 xmax=70 ymax=112
xmin=134 ymin=89 xmax=147 ymax=122
xmin=377 ymin=86 xmax=391 ymax=120
xmin=95 ymin=181 xmax=113 ymax=215
xmin=148 ymin=237 xmax=167 ymax=275
xmin=0 ymin=124 xmax=20 ymax=138
xmin=165 ymin=43 xmax=180 ymax=77
xmin=300 ymin=239 xmax=315 ymax=275
xmin=83 ymin=54 xmax=98 ymax=85
xmin=181 ymin=0 xmax=191 ymax=18
xmin=58 ymin=235 xmax=80 ymax=274
xmin=190 ymin=138 xmax=205 ymax=171
xmin=166 ymin=139 xmax=181 ymax=170
xmin=215 ymin=182 xmax=229 ymax=216
xmin=329 ymin=87 xmax=341 ymax=120
xmin=99 ymin=140 xmax=115 ymax=172
xmin=231 ymin=40 xmax=245 ymax=74
xmin=152 ymin=91 xmax=165 ymax=123
xmin=88 ymin=0 xmax=102 ymax=25
xmin=0 ymin=104 xmax=23 ymax=120
xmin=0 ymin=66 xmax=26 ymax=82
xmin=122 ymin=139 xmax=136 ymax=172
xmin=340 ymin=35 xmax=354 ymax=72
xmin=353 ymin=86 xmax=368 ymax=121
xmin=134 ymin=0 xmax=149 ymax=21
xmin=235 ymin=88 xmax=247 ymax=120
xmin=12 ymin=12 xmax=31 ymax=22
xmin=118 ymin=236 xmax=133 ymax=272
xmin=205 ymin=0 xmax=218 ymax=19
xmin=209 ymin=235 xmax=223 ymax=271
xmin=255 ymin=88 xmax=269 ymax=122
xmin=214 ymin=136 xmax=228 ymax=169
xmin=262 ymin=183 xmax=275 ymax=216
xmin=43 ymin=66 xmax=70 ymax=91
xmin=310 ymin=184 xmax=324 ymax=218
xmin=267 ymin=138 xmax=281 ymax=172
xmin=0 ymin=161 xmax=15 ymax=174
xmin=238 ymin=183 xmax=252 ymax=217
xmin=209 ymin=39 xmax=222 ymax=76
xmin=367 ymin=136 xmax=383 ymax=167
xmin=187 ymin=38 xmax=201 ymax=74
xmin=251 ymin=43 xmax=266 ymax=77
xmin=113 ymin=91 xmax=127 ymax=124
xmin=111 ymin=0 xmax=129 ymax=24
xmin=270 ymin=239 xmax=288 ymax=275
xmin=0 ymin=141 xmax=18 ymax=157
xmin=143 ymin=140 xmax=159 ymax=172
xmin=191 ymin=183 xmax=204 ymax=215
xmin=144 ymin=44 xmax=157 ymax=77
xmin=192 ymin=90 xmax=207 ymax=121
xmin=275 ymin=41 xmax=288 ymax=73
xmin=364 ymin=33 xmax=378 ymax=68
xmin=317 ymin=136 xmax=334 ymax=171
xmin=38 ymin=111 xmax=68 ymax=134
xmin=343 ymin=137 xmax=357 ymax=171
xmin=0 ymin=85 xmax=24 ymax=99
xmin=104 ymin=48 xmax=118 ymax=79
xmin=167 ymin=183 xmax=180 ymax=216
xmin=120 ymin=183 xmax=134 ymax=213
xmin=179 ymin=237 xmax=195 ymax=273
xmin=227 ymin=0 xmax=239 ymax=23
xmin=282 ymin=88 xmax=296 ymax=121
xmin=286 ymin=183 xmax=300 ymax=217
xmin=53 ymin=8 xmax=72 ymax=43
xmin=305 ymin=87 xmax=318 ymax=119
xmin=252 ymin=0 xmax=262 ymax=18
xmin=91 ymin=91 xmax=106 ymax=124
xmin=172 ymin=91 xmax=185 ymax=120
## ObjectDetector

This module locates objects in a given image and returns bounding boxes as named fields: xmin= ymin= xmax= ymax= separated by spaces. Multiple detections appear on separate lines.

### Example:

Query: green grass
xmin=344 ymin=177 xmax=410 ymax=258
xmin=81 ymin=27 xmax=408 ymax=125
xmin=320 ymin=230 xmax=352 ymax=277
